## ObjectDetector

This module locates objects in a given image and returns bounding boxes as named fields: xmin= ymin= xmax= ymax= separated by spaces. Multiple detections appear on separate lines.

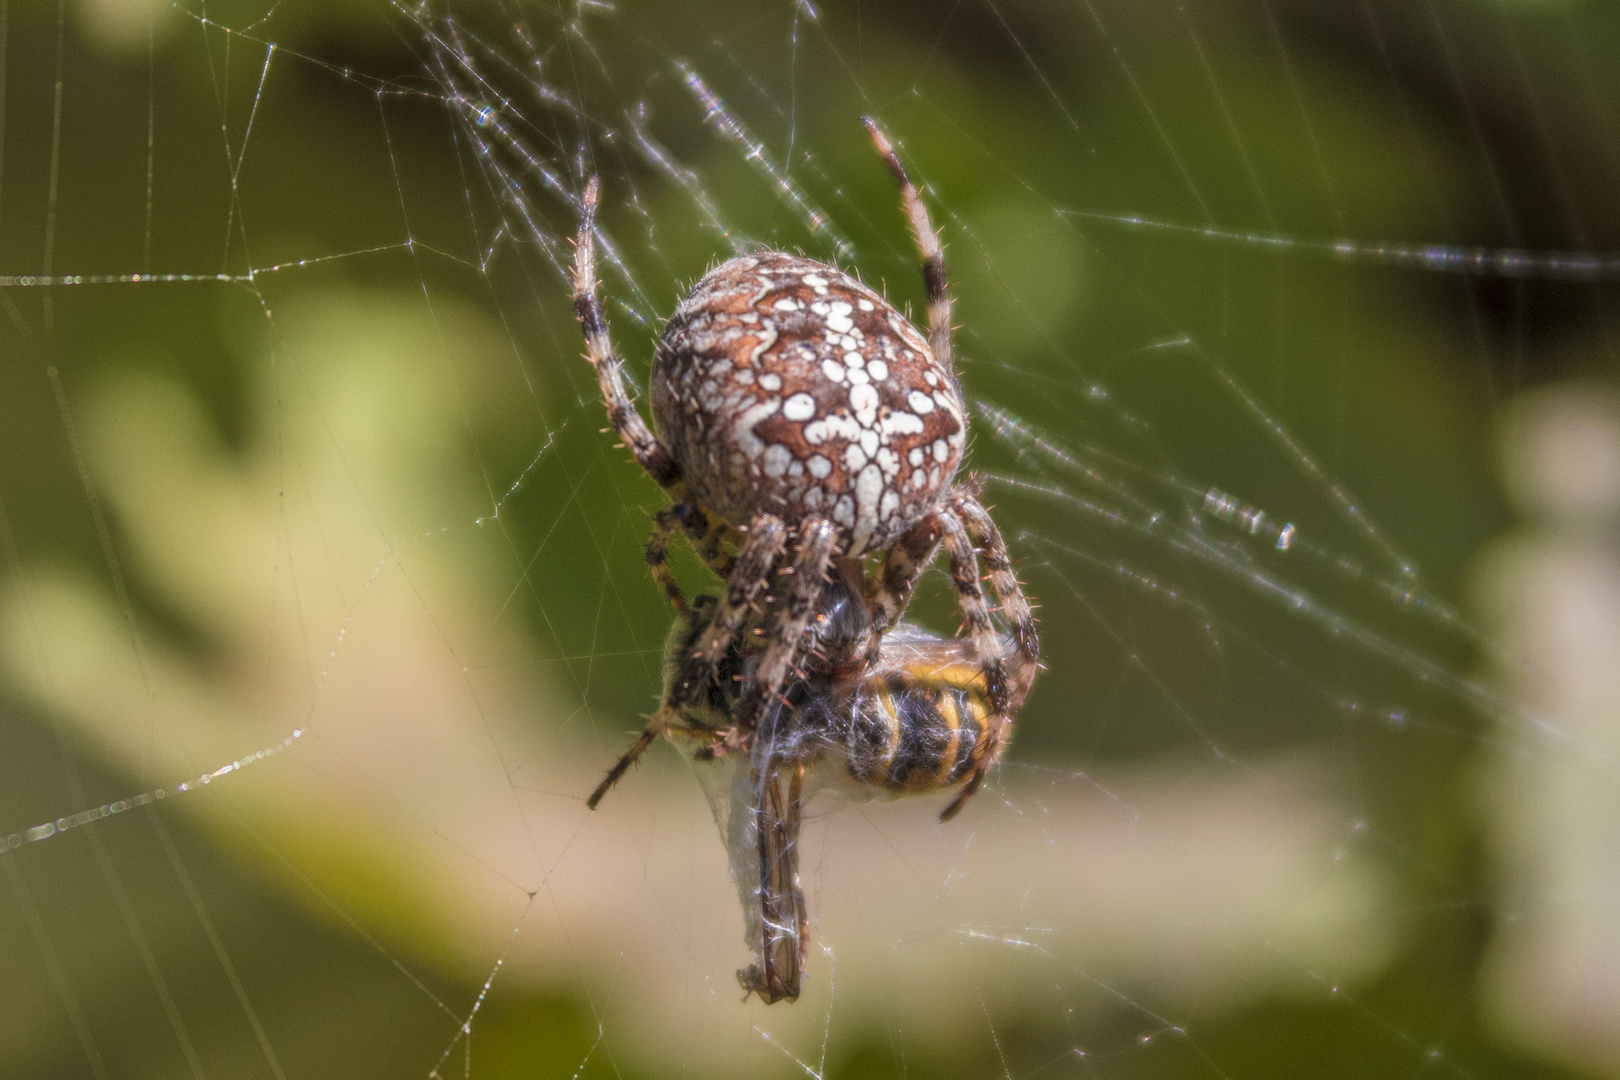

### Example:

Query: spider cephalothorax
xmin=574 ymin=118 xmax=1038 ymax=825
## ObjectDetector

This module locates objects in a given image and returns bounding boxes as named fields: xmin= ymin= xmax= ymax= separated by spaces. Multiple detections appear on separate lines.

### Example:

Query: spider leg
xmin=572 ymin=177 xmax=682 ymax=490
xmin=863 ymin=118 xmax=953 ymax=377
xmin=938 ymin=746 xmax=993 ymax=822
xmin=943 ymin=492 xmax=1038 ymax=824
xmin=691 ymin=508 xmax=740 ymax=579
xmin=588 ymin=513 xmax=787 ymax=809
xmin=664 ymin=513 xmax=788 ymax=712
xmin=867 ymin=479 xmax=1007 ymax=641
xmin=867 ymin=511 xmax=945 ymax=637
xmin=934 ymin=506 xmax=1010 ymax=821
xmin=645 ymin=503 xmax=705 ymax=617
xmin=740 ymin=757 xmax=808 ymax=1004
xmin=732 ymin=520 xmax=840 ymax=737
xmin=950 ymin=491 xmax=1040 ymax=677
xmin=646 ymin=502 xmax=750 ymax=615
xmin=576 ymin=181 xmax=743 ymax=580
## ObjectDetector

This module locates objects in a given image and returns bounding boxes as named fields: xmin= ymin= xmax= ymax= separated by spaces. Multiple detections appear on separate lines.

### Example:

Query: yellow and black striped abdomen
xmin=845 ymin=662 xmax=992 ymax=794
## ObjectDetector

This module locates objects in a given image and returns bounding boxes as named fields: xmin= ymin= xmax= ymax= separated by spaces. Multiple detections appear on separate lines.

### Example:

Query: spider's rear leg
xmin=867 ymin=483 xmax=997 ymax=654
xmin=871 ymin=491 xmax=1038 ymax=820
xmin=572 ymin=176 xmax=681 ymax=490
xmin=863 ymin=118 xmax=953 ymax=377
xmin=588 ymin=513 xmax=787 ymax=810
xmin=938 ymin=748 xmax=994 ymax=822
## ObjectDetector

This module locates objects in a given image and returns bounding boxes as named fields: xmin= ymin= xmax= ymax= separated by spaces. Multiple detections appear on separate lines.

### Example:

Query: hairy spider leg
xmin=645 ymin=503 xmax=705 ymax=617
xmin=864 ymin=489 xmax=1039 ymax=819
xmin=573 ymin=177 xmax=738 ymax=577
xmin=863 ymin=120 xmax=1040 ymax=760
xmin=868 ymin=478 xmax=1035 ymax=655
xmin=644 ymin=502 xmax=740 ymax=619
xmin=863 ymin=117 xmax=953 ymax=378
xmin=731 ymin=520 xmax=841 ymax=739
xmin=933 ymin=506 xmax=1008 ymax=821
xmin=951 ymin=493 xmax=1040 ymax=672
xmin=572 ymin=177 xmax=681 ymax=489
xmin=868 ymin=507 xmax=946 ymax=636
xmin=587 ymin=512 xmax=788 ymax=810
xmin=693 ymin=513 xmax=738 ymax=579
xmin=664 ymin=513 xmax=787 ymax=713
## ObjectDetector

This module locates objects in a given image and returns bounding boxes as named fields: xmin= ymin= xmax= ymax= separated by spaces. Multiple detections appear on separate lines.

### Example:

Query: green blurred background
xmin=3 ymin=0 xmax=1620 ymax=1076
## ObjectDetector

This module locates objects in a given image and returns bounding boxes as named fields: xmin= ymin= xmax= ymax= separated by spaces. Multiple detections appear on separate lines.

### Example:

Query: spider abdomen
xmin=651 ymin=251 xmax=966 ymax=555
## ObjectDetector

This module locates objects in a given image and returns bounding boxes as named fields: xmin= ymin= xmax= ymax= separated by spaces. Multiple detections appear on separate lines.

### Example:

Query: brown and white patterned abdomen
xmin=651 ymin=252 xmax=966 ymax=556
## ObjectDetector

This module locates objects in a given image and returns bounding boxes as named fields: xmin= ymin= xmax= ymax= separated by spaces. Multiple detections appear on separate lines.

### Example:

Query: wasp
xmin=663 ymin=564 xmax=1035 ymax=1003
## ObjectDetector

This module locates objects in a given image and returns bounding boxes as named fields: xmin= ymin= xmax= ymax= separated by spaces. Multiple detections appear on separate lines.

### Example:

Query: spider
xmin=669 ymin=565 xmax=1038 ymax=1003
xmin=573 ymin=118 xmax=1039 ymax=821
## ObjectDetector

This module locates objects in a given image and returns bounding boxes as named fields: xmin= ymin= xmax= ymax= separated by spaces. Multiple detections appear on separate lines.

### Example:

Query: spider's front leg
xmin=867 ymin=512 xmax=946 ymax=640
xmin=663 ymin=513 xmax=787 ymax=711
xmin=588 ymin=513 xmax=787 ymax=809
xmin=867 ymin=479 xmax=1003 ymax=643
xmin=731 ymin=520 xmax=840 ymax=739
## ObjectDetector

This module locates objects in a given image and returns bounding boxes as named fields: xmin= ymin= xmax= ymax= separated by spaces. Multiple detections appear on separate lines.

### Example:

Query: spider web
xmin=1 ymin=0 xmax=1617 ymax=1076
